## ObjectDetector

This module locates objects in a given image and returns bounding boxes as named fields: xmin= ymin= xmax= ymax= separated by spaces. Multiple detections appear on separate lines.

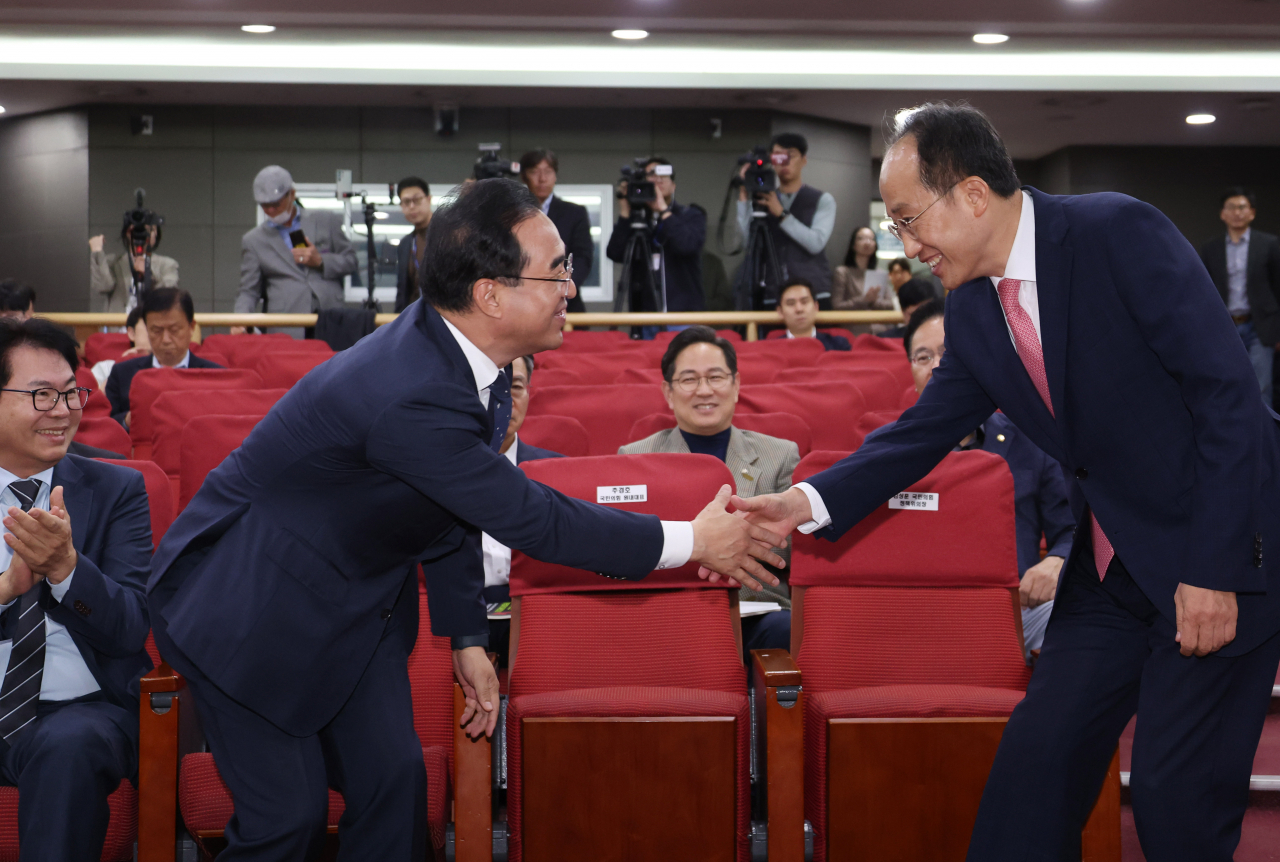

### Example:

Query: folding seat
xmin=626 ymin=411 xmax=813 ymax=458
xmin=653 ymin=328 xmax=742 ymax=344
xmin=251 ymin=351 xmax=332 ymax=390
xmin=197 ymin=332 xmax=293 ymax=366
xmin=789 ymin=449 xmax=1120 ymax=862
xmin=899 ymin=385 xmax=918 ymax=409
xmin=848 ymin=333 xmax=907 ymax=354
xmin=98 ymin=459 xmax=174 ymax=549
xmin=176 ymin=414 xmax=264 ymax=512
xmin=84 ymin=332 xmax=134 ymax=366
xmin=519 ymin=415 xmax=590 ymax=457
xmin=556 ymin=330 xmax=632 ymax=352
xmin=735 ymin=353 xmax=790 ymax=385
xmin=613 ymin=367 xmax=663 ymax=385
xmin=525 ymin=384 xmax=670 ymax=456
xmin=528 ymin=367 xmax=582 ymax=392
xmin=815 ymin=349 xmax=914 ymax=392
xmin=764 ymin=328 xmax=848 ymax=342
xmin=736 ymin=337 xmax=825 ymax=366
xmin=76 ymin=416 xmax=133 ymax=456
xmin=849 ymin=409 xmax=904 ymax=450
xmin=76 ymin=366 xmax=113 ymax=420
xmin=535 ymin=348 xmax=653 ymax=384
xmin=736 ymin=382 xmax=867 ymax=451
xmin=127 ymin=368 xmax=263 ymax=461
xmin=187 ymin=346 xmax=229 ymax=368
xmin=227 ymin=341 xmax=334 ymax=372
xmin=505 ymin=453 xmax=804 ymax=862
xmin=774 ymin=365 xmax=901 ymax=411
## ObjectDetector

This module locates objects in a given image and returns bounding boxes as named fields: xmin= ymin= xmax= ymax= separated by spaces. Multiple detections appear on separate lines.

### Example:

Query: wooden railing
xmin=40 ymin=310 xmax=904 ymax=346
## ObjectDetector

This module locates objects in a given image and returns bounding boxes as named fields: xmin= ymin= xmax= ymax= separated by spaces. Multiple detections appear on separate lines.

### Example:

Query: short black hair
xmin=903 ymin=297 xmax=946 ymax=356
xmin=420 ymin=178 xmax=543 ymax=314
xmin=645 ymin=156 xmax=675 ymax=180
xmin=514 ymin=354 xmax=535 ymax=379
xmin=0 ymin=318 xmax=79 ymax=388
xmin=0 ymin=279 xmax=36 ymax=313
xmin=125 ymin=305 xmax=145 ymax=332
xmin=779 ymin=279 xmax=815 ymax=302
xmin=1220 ymin=187 xmax=1257 ymax=210
xmin=142 ymin=287 xmax=195 ymax=324
xmin=770 ymin=132 xmax=809 ymax=156
xmin=888 ymin=257 xmax=912 ymax=275
xmin=897 ymin=278 xmax=936 ymax=310
xmin=889 ymin=102 xmax=1020 ymax=198
xmin=397 ymin=177 xmax=430 ymax=198
xmin=660 ymin=325 xmax=738 ymax=382
xmin=844 ymin=226 xmax=879 ymax=269
xmin=519 ymin=149 xmax=559 ymax=175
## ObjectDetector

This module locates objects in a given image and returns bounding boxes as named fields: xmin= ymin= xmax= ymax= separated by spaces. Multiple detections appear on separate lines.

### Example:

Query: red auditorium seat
xmin=555 ymin=329 xmax=633 ymax=352
xmin=652 ymin=328 xmax=742 ymax=344
xmin=614 ymin=367 xmax=663 ymax=385
xmin=535 ymin=348 xmax=655 ymax=384
xmin=197 ymin=332 xmax=293 ymax=365
xmin=526 ymin=384 xmax=670 ymax=456
xmin=899 ymin=385 xmax=918 ymax=409
xmin=76 ymin=416 xmax=132 ymax=456
xmin=764 ymin=328 xmax=848 ymax=342
xmin=736 ymin=381 xmax=867 ymax=451
xmin=176 ymin=414 xmax=263 ymax=512
xmin=506 ymin=454 xmax=803 ymax=862
xmin=773 ymin=365 xmax=901 ymax=411
xmin=848 ymin=333 xmax=906 ymax=354
xmin=789 ymin=449 xmax=1119 ymax=862
xmin=76 ymin=366 xmax=113 ymax=420
xmin=251 ymin=352 xmax=332 ymax=389
xmin=849 ymin=409 xmax=904 ymax=450
xmin=127 ymin=368 xmax=263 ymax=461
xmin=736 ymin=337 xmax=825 ymax=366
xmin=529 ymin=367 xmax=583 ymax=391
xmin=98 ymin=459 xmax=174 ymax=550
xmin=84 ymin=332 xmax=134 ymax=366
xmin=519 ymin=415 xmax=590 ymax=457
xmin=626 ymin=411 xmax=813 ymax=457
xmin=611 ymin=355 xmax=785 ymax=387
xmin=814 ymin=349 xmax=914 ymax=392
xmin=188 ymin=348 xmax=229 ymax=368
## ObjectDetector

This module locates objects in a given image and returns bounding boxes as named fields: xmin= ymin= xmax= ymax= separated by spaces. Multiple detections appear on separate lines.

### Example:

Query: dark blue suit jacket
xmin=148 ymin=301 xmax=665 ymax=735
xmin=5 ymin=456 xmax=154 ymax=713
xmin=104 ymin=352 xmax=224 ymax=425
xmin=516 ymin=438 xmax=564 ymax=463
xmin=815 ymin=331 xmax=851 ymax=352
xmin=807 ymin=188 xmax=1280 ymax=656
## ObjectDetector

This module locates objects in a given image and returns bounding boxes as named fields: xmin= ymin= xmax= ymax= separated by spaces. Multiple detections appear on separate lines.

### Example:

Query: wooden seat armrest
xmin=752 ymin=649 xmax=801 ymax=688
xmin=141 ymin=661 xmax=184 ymax=694
xmin=750 ymin=649 xmax=805 ymax=862
xmin=452 ymin=683 xmax=494 ymax=862
xmin=138 ymin=661 xmax=199 ymax=862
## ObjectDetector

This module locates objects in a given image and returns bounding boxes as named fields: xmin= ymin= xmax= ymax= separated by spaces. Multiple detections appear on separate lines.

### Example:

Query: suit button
xmin=1075 ymin=467 xmax=1088 ymax=480
xmin=380 ymin=609 xmax=392 ymax=620
xmin=73 ymin=600 xmax=91 ymax=617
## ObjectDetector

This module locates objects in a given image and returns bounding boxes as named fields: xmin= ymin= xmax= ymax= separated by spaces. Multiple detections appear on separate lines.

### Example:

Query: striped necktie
xmin=0 ymin=478 xmax=46 ymax=741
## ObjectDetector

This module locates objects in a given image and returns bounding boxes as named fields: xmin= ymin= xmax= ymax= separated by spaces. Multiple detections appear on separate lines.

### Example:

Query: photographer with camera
xmin=607 ymin=157 xmax=707 ymax=321
xmin=89 ymin=193 xmax=178 ymax=313
xmin=518 ymin=149 xmax=591 ymax=314
xmin=734 ymin=132 xmax=837 ymax=310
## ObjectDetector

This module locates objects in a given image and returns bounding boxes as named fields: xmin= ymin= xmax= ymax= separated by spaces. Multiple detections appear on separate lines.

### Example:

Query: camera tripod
xmin=740 ymin=202 xmax=783 ymax=310
xmin=612 ymin=207 xmax=664 ymax=330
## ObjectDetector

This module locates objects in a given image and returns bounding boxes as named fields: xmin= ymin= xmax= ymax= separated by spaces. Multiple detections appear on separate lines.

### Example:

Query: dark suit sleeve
xmin=49 ymin=469 xmax=151 ymax=657
xmin=1267 ymin=235 xmax=1280 ymax=307
xmin=653 ymin=205 xmax=706 ymax=258
xmin=1036 ymin=455 xmax=1075 ymax=561
xmin=419 ymin=526 xmax=489 ymax=647
xmin=104 ymin=363 xmax=130 ymax=425
xmin=565 ymin=206 xmax=594 ymax=290
xmin=394 ymin=240 xmax=412 ymax=313
xmin=605 ymin=216 xmax=629 ymax=264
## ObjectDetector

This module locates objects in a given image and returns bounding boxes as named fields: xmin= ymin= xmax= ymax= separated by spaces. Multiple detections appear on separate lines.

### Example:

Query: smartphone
xmin=288 ymin=229 xmax=309 ymax=249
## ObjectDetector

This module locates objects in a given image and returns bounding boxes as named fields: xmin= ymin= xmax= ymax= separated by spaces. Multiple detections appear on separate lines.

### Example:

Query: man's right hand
xmin=88 ymin=235 xmax=104 ymax=254
xmin=731 ymin=487 xmax=814 ymax=541
xmin=0 ymin=554 xmax=41 ymax=607
xmin=691 ymin=485 xmax=786 ymax=592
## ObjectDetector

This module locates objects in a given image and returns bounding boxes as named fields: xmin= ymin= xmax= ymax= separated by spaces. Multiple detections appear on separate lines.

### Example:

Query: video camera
xmin=473 ymin=143 xmax=520 ymax=181
xmin=735 ymin=147 xmax=786 ymax=195
xmin=618 ymin=158 xmax=659 ymax=206
xmin=121 ymin=188 xmax=164 ymax=258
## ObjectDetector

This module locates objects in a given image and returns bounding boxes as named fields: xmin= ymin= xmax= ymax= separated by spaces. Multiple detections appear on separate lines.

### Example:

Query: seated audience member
xmin=481 ymin=355 xmax=562 ymax=666
xmin=619 ymin=326 xmax=799 ymax=653
xmin=875 ymin=277 xmax=935 ymax=339
xmin=105 ymin=288 xmax=222 ymax=427
xmin=831 ymin=227 xmax=893 ymax=312
xmin=891 ymin=300 xmax=1074 ymax=654
xmin=887 ymin=256 xmax=913 ymax=293
xmin=0 ymin=318 xmax=153 ymax=858
xmin=776 ymin=280 xmax=850 ymax=350
xmin=0 ymin=281 xmax=35 ymax=321
xmin=90 ymin=306 xmax=151 ymax=389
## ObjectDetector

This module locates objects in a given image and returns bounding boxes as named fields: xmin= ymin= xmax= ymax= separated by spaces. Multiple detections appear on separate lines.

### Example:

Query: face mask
xmin=269 ymin=206 xmax=294 ymax=226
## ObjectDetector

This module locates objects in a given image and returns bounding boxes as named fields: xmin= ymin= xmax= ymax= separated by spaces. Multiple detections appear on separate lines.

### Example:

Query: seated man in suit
xmin=775 ymin=279 xmax=850 ymax=350
xmin=875 ymin=277 xmax=936 ymax=339
xmin=484 ymin=354 xmax=562 ymax=664
xmin=104 ymin=288 xmax=222 ymax=427
xmin=887 ymin=298 xmax=1075 ymax=655
xmin=620 ymin=325 xmax=800 ymax=653
xmin=0 ymin=318 xmax=153 ymax=860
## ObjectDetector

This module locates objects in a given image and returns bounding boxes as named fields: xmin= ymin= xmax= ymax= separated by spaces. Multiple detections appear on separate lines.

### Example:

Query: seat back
xmin=790 ymin=449 xmax=1029 ymax=693
xmin=555 ymin=330 xmax=633 ymax=352
xmin=816 ymin=347 xmax=914 ymax=391
xmin=99 ymin=459 xmax=174 ymax=548
xmin=736 ymin=381 xmax=867 ymax=451
xmin=178 ymin=414 xmax=265 ymax=512
xmin=899 ymin=384 xmax=919 ymax=409
xmin=773 ymin=365 xmax=901 ymax=412
xmin=197 ymin=332 xmax=293 ymax=366
xmin=625 ymin=412 xmax=812 ymax=458
xmin=84 ymin=332 xmax=133 ymax=366
xmin=77 ymin=366 xmax=113 ymax=420
xmin=75 ymin=416 xmax=132 ymax=456
xmin=528 ymin=367 xmax=583 ymax=392
xmin=613 ymin=367 xmax=662 ymax=385
xmin=535 ymin=348 xmax=657 ymax=385
xmin=735 ymin=337 xmax=825 ymax=366
xmin=250 ymin=352 xmax=332 ymax=390
xmin=128 ymin=369 xmax=264 ymax=460
xmin=226 ymin=340 xmax=333 ymax=371
xmin=190 ymin=349 xmax=229 ymax=368
xmin=526 ymin=384 xmax=670 ymax=456
xmin=849 ymin=409 xmax=904 ymax=450
xmin=652 ymin=328 xmax=742 ymax=345
xmin=150 ymin=389 xmax=286 ymax=476
xmin=518 ymin=415 xmax=589 ymax=457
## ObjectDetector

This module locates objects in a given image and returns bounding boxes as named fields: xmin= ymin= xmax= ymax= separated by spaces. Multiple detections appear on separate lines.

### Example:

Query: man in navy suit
xmin=104 ymin=287 xmax=222 ymax=426
xmin=733 ymin=103 xmax=1280 ymax=861
xmin=0 ymin=319 xmax=153 ymax=860
xmin=147 ymin=178 xmax=783 ymax=861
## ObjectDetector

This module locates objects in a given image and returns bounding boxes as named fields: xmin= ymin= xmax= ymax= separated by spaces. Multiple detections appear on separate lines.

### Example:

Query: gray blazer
xmin=236 ymin=208 xmax=358 ymax=315
xmin=619 ymin=425 xmax=800 ymax=608
xmin=89 ymin=251 xmax=179 ymax=313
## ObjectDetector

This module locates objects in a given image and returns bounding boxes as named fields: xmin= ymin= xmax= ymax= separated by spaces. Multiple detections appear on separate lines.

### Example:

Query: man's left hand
xmin=3 ymin=486 xmax=76 ymax=584
xmin=1020 ymin=555 xmax=1063 ymax=608
xmin=292 ymin=241 xmax=323 ymax=269
xmin=453 ymin=646 xmax=499 ymax=739
xmin=756 ymin=191 xmax=785 ymax=218
xmin=1175 ymin=582 xmax=1237 ymax=657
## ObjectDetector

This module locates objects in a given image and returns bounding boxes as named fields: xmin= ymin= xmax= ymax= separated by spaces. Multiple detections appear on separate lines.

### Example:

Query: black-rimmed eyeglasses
xmin=1 ymin=387 xmax=92 ymax=411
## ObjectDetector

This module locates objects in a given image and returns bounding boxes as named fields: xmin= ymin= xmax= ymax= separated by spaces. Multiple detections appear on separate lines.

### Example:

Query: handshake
xmin=689 ymin=485 xmax=816 ymax=592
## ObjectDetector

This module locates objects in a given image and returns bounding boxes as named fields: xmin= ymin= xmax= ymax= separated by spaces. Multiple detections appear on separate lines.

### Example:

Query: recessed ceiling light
xmin=973 ymin=33 xmax=1010 ymax=44
xmin=611 ymin=29 xmax=649 ymax=40
xmin=1186 ymin=113 xmax=1216 ymax=124
xmin=0 ymin=107 xmax=6 ymax=115
xmin=241 ymin=25 xmax=276 ymax=34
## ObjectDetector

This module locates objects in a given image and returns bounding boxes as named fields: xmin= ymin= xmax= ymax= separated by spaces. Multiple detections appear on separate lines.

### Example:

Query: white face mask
xmin=268 ymin=206 xmax=294 ymax=226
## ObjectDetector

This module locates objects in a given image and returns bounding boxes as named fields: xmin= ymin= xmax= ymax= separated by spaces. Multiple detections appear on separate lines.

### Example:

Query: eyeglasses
xmin=1223 ymin=203 xmax=1254 ymax=212
xmin=886 ymin=182 xmax=960 ymax=241
xmin=910 ymin=348 xmax=945 ymax=367
xmin=669 ymin=372 xmax=736 ymax=393
xmin=2 ymin=387 xmax=92 ymax=411
xmin=497 ymin=255 xmax=574 ymax=294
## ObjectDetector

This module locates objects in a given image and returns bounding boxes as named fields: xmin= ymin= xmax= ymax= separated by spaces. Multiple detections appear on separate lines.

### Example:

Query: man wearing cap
xmin=233 ymin=166 xmax=358 ymax=335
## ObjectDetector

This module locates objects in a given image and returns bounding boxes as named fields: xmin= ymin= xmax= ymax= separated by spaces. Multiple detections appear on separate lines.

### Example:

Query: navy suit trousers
xmin=0 ymin=693 xmax=137 ymax=862
xmin=967 ymin=548 xmax=1280 ymax=862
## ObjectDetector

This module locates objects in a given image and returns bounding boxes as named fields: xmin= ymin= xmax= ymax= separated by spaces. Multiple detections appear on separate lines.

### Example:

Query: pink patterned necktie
xmin=996 ymin=278 xmax=1114 ymax=579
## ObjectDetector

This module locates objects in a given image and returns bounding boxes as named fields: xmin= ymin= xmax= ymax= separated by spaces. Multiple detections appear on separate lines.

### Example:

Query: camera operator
xmin=89 ymin=205 xmax=178 ymax=313
xmin=519 ymin=149 xmax=590 ymax=313
xmin=735 ymin=132 xmax=837 ymax=309
xmin=393 ymin=177 xmax=431 ymax=313
xmin=607 ymin=157 xmax=707 ymax=315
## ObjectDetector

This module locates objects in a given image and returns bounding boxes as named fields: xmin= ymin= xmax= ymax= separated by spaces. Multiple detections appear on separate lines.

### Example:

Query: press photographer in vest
xmin=735 ymin=132 xmax=838 ymax=309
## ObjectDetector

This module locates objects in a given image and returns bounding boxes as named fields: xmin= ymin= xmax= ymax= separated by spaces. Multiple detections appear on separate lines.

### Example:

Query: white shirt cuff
xmin=657 ymin=521 xmax=694 ymax=569
xmin=49 ymin=568 xmax=75 ymax=602
xmin=793 ymin=483 xmax=833 ymax=534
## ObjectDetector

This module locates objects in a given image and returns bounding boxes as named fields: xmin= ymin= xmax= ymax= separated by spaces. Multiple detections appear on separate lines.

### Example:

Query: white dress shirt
xmin=792 ymin=190 xmax=1039 ymax=534
xmin=440 ymin=318 xmax=694 ymax=568
xmin=785 ymin=327 xmax=818 ymax=339
xmin=0 ymin=466 xmax=101 ymax=701
xmin=153 ymin=350 xmax=191 ymax=369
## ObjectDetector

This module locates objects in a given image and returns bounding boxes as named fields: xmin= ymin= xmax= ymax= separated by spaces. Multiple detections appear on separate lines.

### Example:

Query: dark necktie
xmin=488 ymin=369 xmax=512 ymax=453
xmin=0 ymin=478 xmax=45 ymax=741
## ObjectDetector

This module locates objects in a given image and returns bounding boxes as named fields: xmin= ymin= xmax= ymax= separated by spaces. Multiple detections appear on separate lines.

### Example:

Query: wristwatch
xmin=780 ymin=208 xmax=791 ymax=219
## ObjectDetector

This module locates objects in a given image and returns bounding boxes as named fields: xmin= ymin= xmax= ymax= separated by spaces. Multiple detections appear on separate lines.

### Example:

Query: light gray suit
xmin=236 ymin=208 xmax=357 ymax=315
xmin=89 ymin=251 xmax=179 ymax=312
xmin=619 ymin=425 xmax=800 ymax=608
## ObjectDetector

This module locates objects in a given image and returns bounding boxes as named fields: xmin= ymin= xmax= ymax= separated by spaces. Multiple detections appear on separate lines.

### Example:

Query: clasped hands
xmin=0 ymin=486 xmax=77 ymax=606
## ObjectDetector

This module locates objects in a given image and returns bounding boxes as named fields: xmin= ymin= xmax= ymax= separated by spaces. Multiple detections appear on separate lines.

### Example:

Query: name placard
xmin=597 ymin=485 xmax=648 ymax=504
xmin=888 ymin=491 xmax=939 ymax=511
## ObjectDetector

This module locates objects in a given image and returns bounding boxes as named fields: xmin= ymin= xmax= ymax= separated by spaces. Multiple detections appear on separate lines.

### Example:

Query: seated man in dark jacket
xmin=104 ymin=288 xmax=222 ymax=427
xmin=0 ymin=318 xmax=153 ymax=859
xmin=775 ymin=280 xmax=850 ymax=350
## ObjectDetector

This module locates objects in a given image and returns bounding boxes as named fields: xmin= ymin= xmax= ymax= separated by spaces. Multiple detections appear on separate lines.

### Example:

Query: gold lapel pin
xmin=741 ymin=469 xmax=754 ymax=481
xmin=996 ymin=434 xmax=1006 ymax=442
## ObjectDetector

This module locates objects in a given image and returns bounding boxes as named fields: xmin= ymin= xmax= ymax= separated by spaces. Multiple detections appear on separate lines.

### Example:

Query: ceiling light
xmin=0 ymin=106 xmax=6 ymax=115
xmin=973 ymin=33 xmax=1010 ymax=44
xmin=241 ymin=25 xmax=276 ymax=34
xmin=611 ymin=30 xmax=649 ymax=40
xmin=1185 ymin=113 xmax=1216 ymax=124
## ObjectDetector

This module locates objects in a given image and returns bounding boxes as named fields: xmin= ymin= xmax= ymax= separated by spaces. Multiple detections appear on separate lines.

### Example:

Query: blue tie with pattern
xmin=0 ymin=478 xmax=45 ymax=742
xmin=489 ymin=368 xmax=512 ymax=453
